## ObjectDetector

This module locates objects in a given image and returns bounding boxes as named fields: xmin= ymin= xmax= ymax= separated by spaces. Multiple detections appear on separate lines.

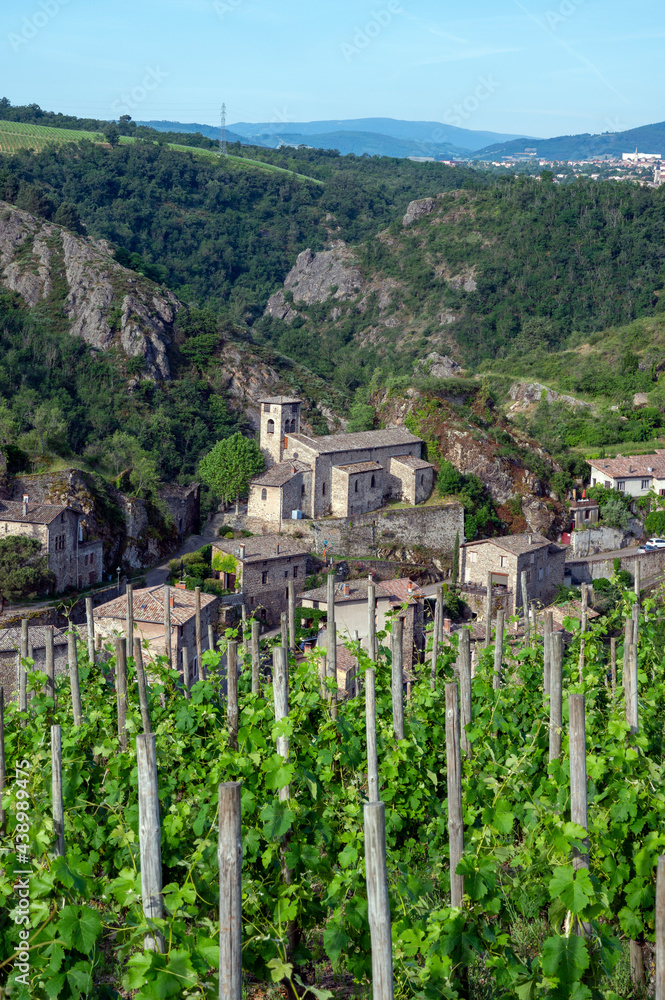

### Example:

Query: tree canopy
xmin=198 ymin=433 xmax=265 ymax=506
xmin=0 ymin=536 xmax=54 ymax=602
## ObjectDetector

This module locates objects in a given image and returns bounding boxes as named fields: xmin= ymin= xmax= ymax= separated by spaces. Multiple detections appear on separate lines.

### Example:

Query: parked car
xmin=647 ymin=537 xmax=665 ymax=548
xmin=638 ymin=543 xmax=658 ymax=553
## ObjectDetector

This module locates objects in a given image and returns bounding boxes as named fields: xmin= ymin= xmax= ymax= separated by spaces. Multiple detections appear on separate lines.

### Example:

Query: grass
xmin=578 ymin=436 xmax=665 ymax=458
xmin=0 ymin=120 xmax=323 ymax=184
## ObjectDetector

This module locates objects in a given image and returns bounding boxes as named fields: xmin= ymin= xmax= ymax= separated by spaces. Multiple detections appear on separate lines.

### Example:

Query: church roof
xmin=287 ymin=426 xmax=421 ymax=455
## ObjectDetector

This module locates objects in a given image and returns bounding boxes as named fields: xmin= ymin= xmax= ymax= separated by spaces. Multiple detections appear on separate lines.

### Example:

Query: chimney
xmin=343 ymin=583 xmax=350 ymax=596
xmin=291 ymin=466 xmax=296 ymax=474
xmin=528 ymin=533 xmax=533 ymax=545
xmin=22 ymin=494 xmax=28 ymax=517
xmin=407 ymin=581 xmax=414 ymax=593
xmin=170 ymin=595 xmax=175 ymax=608
xmin=239 ymin=544 xmax=246 ymax=560
xmin=572 ymin=489 xmax=577 ymax=501
xmin=276 ymin=542 xmax=280 ymax=555
xmin=443 ymin=618 xmax=452 ymax=634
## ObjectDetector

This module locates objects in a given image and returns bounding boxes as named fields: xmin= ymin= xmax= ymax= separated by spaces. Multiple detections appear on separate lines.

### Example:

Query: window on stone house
xmin=420 ymin=475 xmax=424 ymax=486
xmin=500 ymin=556 xmax=507 ymax=568
xmin=526 ymin=570 xmax=532 ymax=583
xmin=322 ymin=482 xmax=326 ymax=496
xmin=468 ymin=551 xmax=477 ymax=563
xmin=617 ymin=481 xmax=625 ymax=491
xmin=293 ymin=566 xmax=298 ymax=578
xmin=354 ymin=480 xmax=358 ymax=493
xmin=604 ymin=481 xmax=610 ymax=489
xmin=538 ymin=568 xmax=544 ymax=581
xmin=261 ymin=489 xmax=267 ymax=501
xmin=530 ymin=555 xmax=535 ymax=565
xmin=285 ymin=587 xmax=288 ymax=599
xmin=284 ymin=570 xmax=288 ymax=578
xmin=370 ymin=475 xmax=375 ymax=488
xmin=267 ymin=419 xmax=274 ymax=434
xmin=301 ymin=484 xmax=306 ymax=496
xmin=263 ymin=403 xmax=271 ymax=412
xmin=291 ymin=404 xmax=298 ymax=413
xmin=642 ymin=479 xmax=650 ymax=490
xmin=262 ymin=571 xmax=268 ymax=584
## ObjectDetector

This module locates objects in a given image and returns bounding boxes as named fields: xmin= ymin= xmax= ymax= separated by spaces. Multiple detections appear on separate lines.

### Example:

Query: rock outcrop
xmin=264 ymin=243 xmax=362 ymax=323
xmin=507 ymin=381 xmax=591 ymax=413
xmin=402 ymin=197 xmax=437 ymax=227
xmin=0 ymin=202 xmax=180 ymax=378
xmin=414 ymin=352 xmax=463 ymax=379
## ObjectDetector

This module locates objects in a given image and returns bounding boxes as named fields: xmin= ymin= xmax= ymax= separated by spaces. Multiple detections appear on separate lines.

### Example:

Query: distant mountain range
xmin=475 ymin=120 xmax=665 ymax=160
xmin=137 ymin=117 xmax=537 ymax=159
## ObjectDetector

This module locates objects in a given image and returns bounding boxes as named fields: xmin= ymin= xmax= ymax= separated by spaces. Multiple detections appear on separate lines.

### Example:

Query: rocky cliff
xmin=0 ymin=202 xmax=180 ymax=378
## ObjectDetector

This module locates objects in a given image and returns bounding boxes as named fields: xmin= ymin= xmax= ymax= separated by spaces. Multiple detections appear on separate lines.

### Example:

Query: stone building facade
xmin=94 ymin=585 xmax=219 ymax=679
xmin=0 ymin=625 xmax=69 ymax=702
xmin=212 ymin=535 xmax=309 ymax=625
xmin=160 ymin=482 xmax=201 ymax=539
xmin=249 ymin=396 xmax=435 ymax=523
xmin=0 ymin=498 xmax=83 ymax=593
xmin=77 ymin=540 xmax=104 ymax=588
xmin=460 ymin=533 xmax=566 ymax=616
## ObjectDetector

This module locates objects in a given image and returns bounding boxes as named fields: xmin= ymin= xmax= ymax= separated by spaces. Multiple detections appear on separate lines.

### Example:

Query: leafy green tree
xmin=21 ymin=403 xmax=67 ymax=455
xmin=0 ymin=536 xmax=54 ymax=603
xmin=198 ymin=433 xmax=265 ymax=510
xmin=53 ymin=202 xmax=85 ymax=234
xmin=103 ymin=124 xmax=120 ymax=147
xmin=599 ymin=496 xmax=630 ymax=530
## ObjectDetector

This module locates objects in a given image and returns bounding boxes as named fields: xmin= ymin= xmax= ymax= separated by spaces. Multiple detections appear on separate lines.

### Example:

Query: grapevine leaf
xmin=260 ymin=801 xmax=295 ymax=840
xmin=66 ymin=961 xmax=93 ymax=999
xmin=57 ymin=904 xmax=102 ymax=953
xmin=323 ymin=920 xmax=350 ymax=965
xmin=618 ymin=906 xmax=643 ymax=938
xmin=123 ymin=952 xmax=153 ymax=989
xmin=338 ymin=843 xmax=358 ymax=868
xmin=541 ymin=935 xmax=589 ymax=991
xmin=196 ymin=935 xmax=218 ymax=967
xmin=294 ymin=974 xmax=333 ymax=1000
xmin=268 ymin=957 xmax=293 ymax=983
xmin=44 ymin=973 xmax=66 ymax=999
xmin=548 ymin=867 xmax=593 ymax=915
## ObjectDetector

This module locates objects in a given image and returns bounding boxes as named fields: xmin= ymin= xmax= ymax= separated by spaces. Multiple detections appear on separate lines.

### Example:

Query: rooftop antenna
xmin=219 ymin=102 xmax=227 ymax=157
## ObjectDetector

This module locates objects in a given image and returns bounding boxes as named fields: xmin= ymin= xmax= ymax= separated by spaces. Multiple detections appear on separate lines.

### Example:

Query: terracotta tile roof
xmin=336 ymin=645 xmax=357 ymax=674
xmin=0 ymin=625 xmax=68 ymax=651
xmin=251 ymin=461 xmax=309 ymax=487
xmin=94 ymin=586 xmax=217 ymax=626
xmin=301 ymin=577 xmax=422 ymax=605
xmin=333 ymin=461 xmax=382 ymax=475
xmin=0 ymin=500 xmax=75 ymax=525
xmin=588 ymin=454 xmax=665 ymax=479
xmin=287 ymin=426 xmax=422 ymax=455
xmin=391 ymin=454 xmax=434 ymax=470
xmin=381 ymin=578 xmax=426 ymax=604
xmin=213 ymin=535 xmax=308 ymax=562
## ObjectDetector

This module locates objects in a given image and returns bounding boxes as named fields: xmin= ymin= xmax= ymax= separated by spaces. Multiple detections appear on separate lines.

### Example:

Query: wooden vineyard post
xmin=327 ymin=572 xmax=335 ymax=628
xmin=133 ymin=638 xmax=152 ymax=735
xmin=68 ymin=632 xmax=82 ymax=727
xmin=656 ymin=855 xmax=665 ymax=1000
xmin=457 ymin=629 xmax=472 ymax=758
xmin=445 ymin=682 xmax=464 ymax=908
xmin=251 ymin=621 xmax=260 ymax=695
xmin=543 ymin=610 xmax=553 ymax=696
xmin=569 ymin=694 xmax=589 ymax=872
xmin=0 ymin=687 xmax=5 ymax=836
xmin=19 ymin=618 xmax=28 ymax=714
xmin=272 ymin=647 xmax=290 ymax=797
xmin=46 ymin=626 xmax=55 ymax=706
xmin=163 ymin=585 xmax=172 ymax=669
xmin=549 ymin=632 xmax=563 ymax=762
xmin=431 ymin=587 xmax=441 ymax=690
xmin=328 ymin=621 xmax=338 ymax=720
xmin=288 ymin=579 xmax=296 ymax=652
xmin=115 ymin=637 xmax=128 ymax=750
xmin=85 ymin=597 xmax=95 ymax=664
xmin=368 ymin=581 xmax=376 ymax=664
xmin=625 ymin=643 xmax=639 ymax=734
xmin=520 ymin=571 xmax=529 ymax=641
xmin=634 ymin=560 xmax=641 ymax=606
xmin=364 ymin=801 xmax=394 ymax=1000
xmin=195 ymin=587 xmax=203 ymax=681
xmin=126 ymin=584 xmax=134 ymax=655
xmin=227 ymin=641 xmax=238 ymax=751
xmin=610 ymin=637 xmax=617 ymax=699
xmin=51 ymin=724 xmax=65 ymax=857
xmin=391 ymin=618 xmax=405 ymax=741
xmin=208 ymin=623 xmax=215 ymax=655
xmin=632 ymin=601 xmax=639 ymax=651
xmin=136 ymin=733 xmax=165 ymax=953
xmin=484 ymin=572 xmax=492 ymax=649
xmin=493 ymin=609 xmax=504 ymax=691
xmin=218 ymin=781 xmax=242 ymax=1000
xmin=182 ymin=647 xmax=191 ymax=700
xmin=281 ymin=612 xmax=288 ymax=652
xmin=366 ymin=667 xmax=379 ymax=802
xmin=240 ymin=605 xmax=247 ymax=660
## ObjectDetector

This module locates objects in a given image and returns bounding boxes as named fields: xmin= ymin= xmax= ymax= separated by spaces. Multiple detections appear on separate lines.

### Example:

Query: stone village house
xmin=211 ymin=535 xmax=308 ymax=625
xmin=247 ymin=397 xmax=435 ymax=525
xmin=460 ymin=532 xmax=566 ymax=617
xmin=0 ymin=624 xmax=68 ymax=702
xmin=0 ymin=496 xmax=103 ymax=595
xmin=94 ymin=585 xmax=219 ymax=678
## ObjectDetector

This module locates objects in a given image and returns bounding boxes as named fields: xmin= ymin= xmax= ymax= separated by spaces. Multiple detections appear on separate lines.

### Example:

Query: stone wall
xmin=160 ymin=483 xmax=201 ymax=538
xmin=462 ymin=540 xmax=565 ymax=614
xmin=568 ymin=525 xmax=634 ymax=557
xmin=567 ymin=547 xmax=665 ymax=587
xmin=78 ymin=540 xmax=103 ymax=588
xmin=271 ymin=502 xmax=464 ymax=558
xmin=0 ymin=643 xmax=69 ymax=702
xmin=242 ymin=554 xmax=307 ymax=625
xmin=331 ymin=466 xmax=383 ymax=518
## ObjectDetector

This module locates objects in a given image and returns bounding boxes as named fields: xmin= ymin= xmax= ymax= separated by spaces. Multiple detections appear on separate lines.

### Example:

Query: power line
xmin=219 ymin=102 xmax=227 ymax=156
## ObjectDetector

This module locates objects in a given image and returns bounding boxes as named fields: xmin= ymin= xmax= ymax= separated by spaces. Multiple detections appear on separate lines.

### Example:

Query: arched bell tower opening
xmin=259 ymin=397 xmax=301 ymax=466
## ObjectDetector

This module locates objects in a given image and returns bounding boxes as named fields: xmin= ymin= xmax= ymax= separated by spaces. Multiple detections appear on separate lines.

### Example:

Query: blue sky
xmin=1 ymin=0 xmax=663 ymax=139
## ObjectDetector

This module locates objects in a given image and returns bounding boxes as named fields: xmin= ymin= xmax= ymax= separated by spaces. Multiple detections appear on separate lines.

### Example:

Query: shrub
xmin=203 ymin=578 xmax=224 ymax=597
xmin=593 ymin=577 xmax=612 ymax=593
xmin=219 ymin=527 xmax=234 ymax=538
xmin=616 ymin=569 xmax=632 ymax=588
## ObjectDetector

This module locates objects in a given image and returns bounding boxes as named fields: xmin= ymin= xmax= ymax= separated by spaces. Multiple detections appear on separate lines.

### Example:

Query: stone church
xmin=247 ymin=397 xmax=435 ymax=524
